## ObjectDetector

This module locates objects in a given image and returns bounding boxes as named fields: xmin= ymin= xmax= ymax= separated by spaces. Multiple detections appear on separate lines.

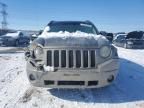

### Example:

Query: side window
xmin=117 ymin=35 xmax=125 ymax=40
xmin=19 ymin=32 xmax=24 ymax=37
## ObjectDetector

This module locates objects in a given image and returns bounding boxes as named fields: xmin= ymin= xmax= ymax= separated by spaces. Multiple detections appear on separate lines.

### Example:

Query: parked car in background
xmin=99 ymin=31 xmax=113 ymax=42
xmin=0 ymin=31 xmax=30 ymax=46
xmin=99 ymin=31 xmax=107 ymax=36
xmin=113 ymin=31 xmax=144 ymax=49
xmin=25 ymin=21 xmax=119 ymax=88
xmin=30 ymin=30 xmax=43 ymax=41
xmin=114 ymin=32 xmax=126 ymax=36
xmin=30 ymin=34 xmax=38 ymax=41
xmin=106 ymin=33 xmax=113 ymax=42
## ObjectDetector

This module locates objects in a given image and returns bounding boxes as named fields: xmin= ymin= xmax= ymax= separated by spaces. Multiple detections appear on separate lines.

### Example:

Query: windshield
xmin=48 ymin=23 xmax=97 ymax=34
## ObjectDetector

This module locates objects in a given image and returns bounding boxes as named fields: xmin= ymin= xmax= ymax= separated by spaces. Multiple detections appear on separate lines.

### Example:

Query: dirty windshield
xmin=48 ymin=22 xmax=97 ymax=34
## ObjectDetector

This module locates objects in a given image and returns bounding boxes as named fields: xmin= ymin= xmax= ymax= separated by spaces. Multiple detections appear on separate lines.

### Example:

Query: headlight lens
xmin=34 ymin=46 xmax=44 ymax=59
xmin=100 ymin=46 xmax=111 ymax=58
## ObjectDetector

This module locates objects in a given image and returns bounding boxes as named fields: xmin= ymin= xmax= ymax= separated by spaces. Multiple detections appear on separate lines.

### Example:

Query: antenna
xmin=0 ymin=2 xmax=8 ymax=30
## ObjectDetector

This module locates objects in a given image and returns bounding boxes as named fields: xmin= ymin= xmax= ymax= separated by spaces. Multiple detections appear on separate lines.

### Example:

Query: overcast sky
xmin=0 ymin=0 xmax=144 ymax=32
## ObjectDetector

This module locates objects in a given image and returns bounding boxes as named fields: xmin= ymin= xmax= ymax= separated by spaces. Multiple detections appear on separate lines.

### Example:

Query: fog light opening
xmin=107 ymin=75 xmax=114 ymax=83
xmin=29 ymin=74 xmax=36 ymax=81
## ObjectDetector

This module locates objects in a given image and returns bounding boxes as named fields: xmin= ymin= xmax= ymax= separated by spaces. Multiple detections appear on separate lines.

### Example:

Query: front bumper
xmin=26 ymin=58 xmax=119 ymax=88
xmin=126 ymin=44 xmax=144 ymax=49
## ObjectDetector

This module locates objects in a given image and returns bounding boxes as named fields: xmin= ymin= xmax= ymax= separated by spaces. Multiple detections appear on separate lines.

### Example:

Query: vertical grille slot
xmin=91 ymin=50 xmax=95 ymax=67
xmin=47 ymin=51 xmax=52 ymax=66
xmin=69 ymin=50 xmax=73 ymax=68
xmin=61 ymin=50 xmax=66 ymax=67
xmin=47 ymin=49 xmax=97 ymax=68
xmin=76 ymin=50 xmax=81 ymax=68
xmin=54 ymin=50 xmax=59 ymax=67
xmin=83 ymin=50 xmax=88 ymax=67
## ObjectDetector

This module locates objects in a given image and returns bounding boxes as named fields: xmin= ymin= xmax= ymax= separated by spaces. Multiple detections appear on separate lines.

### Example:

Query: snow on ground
xmin=0 ymin=47 xmax=24 ymax=53
xmin=0 ymin=46 xmax=144 ymax=108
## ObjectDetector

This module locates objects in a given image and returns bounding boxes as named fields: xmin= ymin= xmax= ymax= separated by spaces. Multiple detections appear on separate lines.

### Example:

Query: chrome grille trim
xmin=51 ymin=50 xmax=54 ymax=67
xmin=73 ymin=50 xmax=76 ymax=68
xmin=95 ymin=50 xmax=97 ymax=67
xmin=47 ymin=48 xmax=97 ymax=69
xmin=88 ymin=50 xmax=91 ymax=68
xmin=66 ymin=50 xmax=69 ymax=68
xmin=59 ymin=50 xmax=61 ymax=68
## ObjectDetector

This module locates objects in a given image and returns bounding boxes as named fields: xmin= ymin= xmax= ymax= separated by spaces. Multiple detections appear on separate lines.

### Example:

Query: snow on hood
xmin=38 ymin=31 xmax=109 ymax=47
xmin=40 ymin=31 xmax=101 ymax=39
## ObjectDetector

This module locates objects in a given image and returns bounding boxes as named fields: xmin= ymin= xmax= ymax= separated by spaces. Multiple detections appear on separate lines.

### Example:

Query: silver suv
xmin=25 ymin=21 xmax=119 ymax=88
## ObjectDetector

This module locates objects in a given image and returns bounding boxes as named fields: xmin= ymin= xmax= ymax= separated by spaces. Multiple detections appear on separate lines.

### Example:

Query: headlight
xmin=99 ymin=46 xmax=111 ymax=58
xmin=34 ymin=46 xmax=44 ymax=59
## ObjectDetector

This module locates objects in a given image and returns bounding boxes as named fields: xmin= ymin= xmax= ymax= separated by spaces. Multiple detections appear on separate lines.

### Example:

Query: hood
xmin=34 ymin=31 xmax=109 ymax=47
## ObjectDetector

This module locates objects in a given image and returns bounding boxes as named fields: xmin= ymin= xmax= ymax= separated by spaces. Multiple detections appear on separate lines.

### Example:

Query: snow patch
xmin=39 ymin=31 xmax=108 ymax=46
xmin=43 ymin=65 xmax=55 ymax=72
xmin=40 ymin=31 xmax=106 ymax=40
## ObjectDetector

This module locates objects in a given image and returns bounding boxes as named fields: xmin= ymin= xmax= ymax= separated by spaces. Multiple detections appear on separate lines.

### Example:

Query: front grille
xmin=58 ymin=81 xmax=85 ymax=85
xmin=47 ymin=49 xmax=97 ymax=68
xmin=88 ymin=81 xmax=98 ymax=86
